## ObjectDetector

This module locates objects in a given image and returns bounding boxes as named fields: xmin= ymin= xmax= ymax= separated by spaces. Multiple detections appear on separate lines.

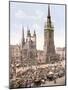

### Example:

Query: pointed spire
xmin=33 ymin=30 xmax=36 ymax=36
xmin=48 ymin=4 xmax=50 ymax=18
xmin=22 ymin=26 xmax=25 ymax=47
xmin=47 ymin=4 xmax=51 ymax=27
xmin=22 ymin=27 xmax=25 ymax=41
xmin=22 ymin=27 xmax=24 ymax=40
xmin=27 ymin=26 xmax=31 ymax=36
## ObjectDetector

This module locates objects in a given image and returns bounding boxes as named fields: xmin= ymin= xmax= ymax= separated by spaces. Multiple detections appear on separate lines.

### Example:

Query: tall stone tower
xmin=27 ymin=28 xmax=31 ymax=59
xmin=32 ymin=30 xmax=37 ymax=57
xmin=22 ymin=27 xmax=25 ymax=48
xmin=27 ymin=29 xmax=37 ymax=61
xmin=21 ymin=27 xmax=37 ymax=66
xmin=44 ymin=5 xmax=56 ymax=63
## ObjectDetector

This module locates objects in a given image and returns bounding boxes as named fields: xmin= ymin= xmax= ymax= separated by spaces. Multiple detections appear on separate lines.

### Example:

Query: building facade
xmin=56 ymin=47 xmax=65 ymax=60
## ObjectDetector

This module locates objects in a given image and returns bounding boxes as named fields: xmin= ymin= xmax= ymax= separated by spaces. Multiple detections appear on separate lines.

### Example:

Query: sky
xmin=10 ymin=1 xmax=65 ymax=50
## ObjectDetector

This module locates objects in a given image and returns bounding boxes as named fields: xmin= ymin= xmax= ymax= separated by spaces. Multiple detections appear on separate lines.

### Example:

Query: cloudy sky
xmin=10 ymin=1 xmax=65 ymax=50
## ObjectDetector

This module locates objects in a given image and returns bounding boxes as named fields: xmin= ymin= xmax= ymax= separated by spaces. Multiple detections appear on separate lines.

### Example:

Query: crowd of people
xmin=10 ymin=61 xmax=65 ymax=88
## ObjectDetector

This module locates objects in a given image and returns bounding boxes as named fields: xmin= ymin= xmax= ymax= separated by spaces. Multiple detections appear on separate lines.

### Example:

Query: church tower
xmin=26 ymin=28 xmax=37 ymax=66
xmin=22 ymin=27 xmax=25 ymax=48
xmin=33 ymin=30 xmax=37 ymax=57
xmin=44 ymin=5 xmax=56 ymax=63
xmin=33 ymin=30 xmax=36 ymax=49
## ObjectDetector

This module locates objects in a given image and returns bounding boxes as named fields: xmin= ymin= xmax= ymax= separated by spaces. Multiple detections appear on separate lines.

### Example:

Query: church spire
xmin=33 ymin=30 xmax=36 ymax=36
xmin=47 ymin=4 xmax=51 ymax=27
xmin=27 ymin=26 xmax=31 ymax=37
xmin=22 ymin=26 xmax=25 ymax=47
xmin=48 ymin=4 xmax=50 ymax=18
